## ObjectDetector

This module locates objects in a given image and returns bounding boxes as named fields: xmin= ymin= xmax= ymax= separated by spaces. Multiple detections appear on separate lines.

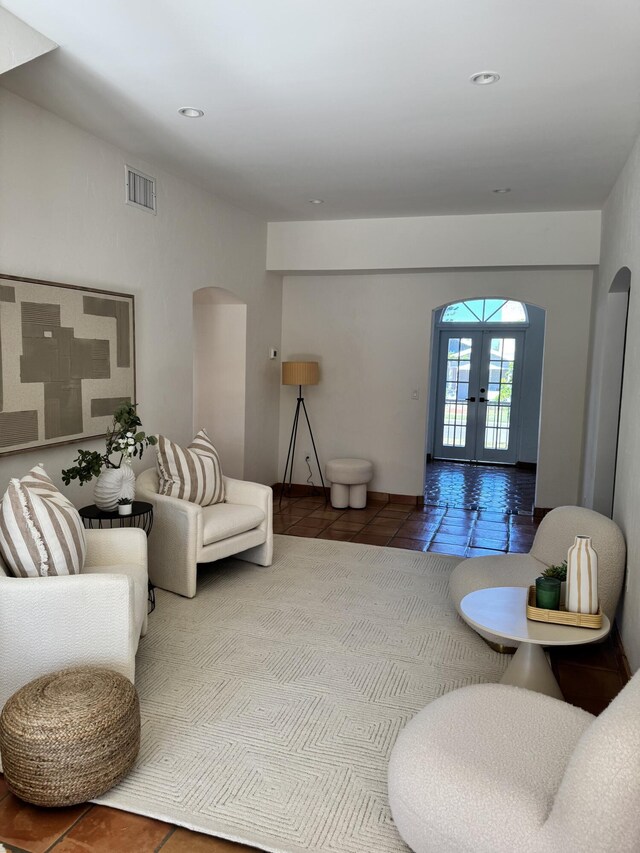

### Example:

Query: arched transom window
xmin=441 ymin=299 xmax=527 ymax=324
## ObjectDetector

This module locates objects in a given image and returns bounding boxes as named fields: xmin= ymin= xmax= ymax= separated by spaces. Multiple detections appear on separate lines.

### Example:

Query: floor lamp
xmin=280 ymin=361 xmax=326 ymax=507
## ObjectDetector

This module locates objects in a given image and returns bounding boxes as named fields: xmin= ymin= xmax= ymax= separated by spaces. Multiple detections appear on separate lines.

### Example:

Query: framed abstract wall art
xmin=0 ymin=273 xmax=135 ymax=456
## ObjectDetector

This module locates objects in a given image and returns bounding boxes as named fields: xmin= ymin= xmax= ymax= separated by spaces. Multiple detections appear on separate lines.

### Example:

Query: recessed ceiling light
xmin=308 ymin=199 xmax=324 ymax=204
xmin=492 ymin=187 xmax=511 ymax=193
xmin=470 ymin=71 xmax=500 ymax=86
xmin=178 ymin=107 xmax=204 ymax=118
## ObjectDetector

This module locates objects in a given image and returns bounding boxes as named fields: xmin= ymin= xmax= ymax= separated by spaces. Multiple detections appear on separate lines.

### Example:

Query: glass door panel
xmin=484 ymin=337 xmax=514 ymax=451
xmin=443 ymin=336 xmax=471 ymax=448
xmin=434 ymin=332 xmax=481 ymax=460
xmin=434 ymin=330 xmax=523 ymax=463
xmin=477 ymin=333 xmax=523 ymax=463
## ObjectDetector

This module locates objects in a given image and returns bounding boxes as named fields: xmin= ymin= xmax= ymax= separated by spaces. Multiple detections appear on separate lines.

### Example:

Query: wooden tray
xmin=526 ymin=586 xmax=603 ymax=629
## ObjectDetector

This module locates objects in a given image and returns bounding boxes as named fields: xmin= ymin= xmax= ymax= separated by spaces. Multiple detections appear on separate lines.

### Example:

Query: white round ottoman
xmin=325 ymin=458 xmax=373 ymax=509
xmin=387 ymin=682 xmax=596 ymax=853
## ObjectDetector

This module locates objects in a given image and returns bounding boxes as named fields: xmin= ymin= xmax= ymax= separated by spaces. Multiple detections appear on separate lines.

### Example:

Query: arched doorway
xmin=591 ymin=267 xmax=631 ymax=517
xmin=425 ymin=298 xmax=545 ymax=513
xmin=193 ymin=287 xmax=247 ymax=479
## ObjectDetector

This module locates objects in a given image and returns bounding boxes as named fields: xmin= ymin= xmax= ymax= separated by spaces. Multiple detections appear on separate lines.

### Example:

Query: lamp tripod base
xmin=279 ymin=386 xmax=326 ymax=507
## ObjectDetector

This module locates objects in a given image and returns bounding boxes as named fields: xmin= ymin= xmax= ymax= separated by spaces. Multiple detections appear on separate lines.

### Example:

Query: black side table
xmin=79 ymin=501 xmax=154 ymax=535
xmin=79 ymin=501 xmax=155 ymax=611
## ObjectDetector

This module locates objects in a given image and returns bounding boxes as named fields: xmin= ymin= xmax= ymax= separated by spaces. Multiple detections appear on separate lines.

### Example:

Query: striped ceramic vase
xmin=566 ymin=535 xmax=599 ymax=614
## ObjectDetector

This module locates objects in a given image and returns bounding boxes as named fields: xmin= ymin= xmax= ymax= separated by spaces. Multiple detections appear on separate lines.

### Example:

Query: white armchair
xmin=389 ymin=671 xmax=640 ymax=853
xmin=0 ymin=527 xmax=148 ymax=714
xmin=450 ymin=505 xmax=626 ymax=646
xmin=136 ymin=468 xmax=273 ymax=598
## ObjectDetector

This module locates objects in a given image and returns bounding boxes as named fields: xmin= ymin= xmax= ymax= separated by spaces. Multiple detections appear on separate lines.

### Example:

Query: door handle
xmin=479 ymin=397 xmax=487 ymax=402
xmin=465 ymin=396 xmax=476 ymax=402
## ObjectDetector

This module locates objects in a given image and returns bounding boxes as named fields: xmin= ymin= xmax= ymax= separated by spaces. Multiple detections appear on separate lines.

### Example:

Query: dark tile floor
xmin=275 ymin=494 xmax=538 ymax=557
xmin=424 ymin=459 xmax=536 ymax=514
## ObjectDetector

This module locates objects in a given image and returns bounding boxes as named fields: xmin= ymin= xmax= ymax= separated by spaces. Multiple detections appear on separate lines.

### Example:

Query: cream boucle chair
xmin=388 ymin=671 xmax=640 ymax=853
xmin=136 ymin=468 xmax=273 ymax=599
xmin=450 ymin=506 xmax=626 ymax=645
xmin=0 ymin=527 xmax=148 ymax=714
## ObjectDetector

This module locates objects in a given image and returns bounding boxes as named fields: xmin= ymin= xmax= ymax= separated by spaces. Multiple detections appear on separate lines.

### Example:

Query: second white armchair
xmin=136 ymin=468 xmax=273 ymax=598
xmin=0 ymin=526 xmax=148 ymax=715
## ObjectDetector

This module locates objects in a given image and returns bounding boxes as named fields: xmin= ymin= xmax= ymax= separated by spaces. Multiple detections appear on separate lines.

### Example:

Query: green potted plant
xmin=117 ymin=497 xmax=133 ymax=517
xmin=536 ymin=560 xmax=567 ymax=609
xmin=62 ymin=403 xmax=156 ymax=511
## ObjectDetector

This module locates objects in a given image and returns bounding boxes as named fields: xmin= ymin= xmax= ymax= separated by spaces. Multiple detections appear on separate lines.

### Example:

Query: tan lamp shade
xmin=282 ymin=361 xmax=320 ymax=386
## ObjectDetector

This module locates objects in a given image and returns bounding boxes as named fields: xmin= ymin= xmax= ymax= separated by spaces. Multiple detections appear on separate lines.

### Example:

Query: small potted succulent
xmin=541 ymin=560 xmax=567 ymax=583
xmin=118 ymin=497 xmax=133 ymax=517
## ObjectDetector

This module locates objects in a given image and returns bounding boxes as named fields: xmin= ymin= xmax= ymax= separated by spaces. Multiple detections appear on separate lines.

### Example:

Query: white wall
xmin=517 ymin=305 xmax=546 ymax=464
xmin=193 ymin=288 xmax=247 ymax=480
xmin=586 ymin=130 xmax=640 ymax=672
xmin=0 ymin=88 xmax=282 ymax=503
xmin=268 ymin=211 xmax=601 ymax=271
xmin=280 ymin=269 xmax=594 ymax=507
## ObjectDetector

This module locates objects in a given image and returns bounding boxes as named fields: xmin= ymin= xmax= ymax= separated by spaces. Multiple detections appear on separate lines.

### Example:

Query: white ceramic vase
xmin=566 ymin=535 xmax=599 ymax=614
xmin=118 ymin=503 xmax=133 ymax=516
xmin=94 ymin=463 xmax=136 ymax=512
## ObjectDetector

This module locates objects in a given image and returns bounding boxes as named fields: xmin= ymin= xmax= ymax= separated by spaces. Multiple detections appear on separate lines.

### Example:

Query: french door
xmin=433 ymin=330 xmax=524 ymax=463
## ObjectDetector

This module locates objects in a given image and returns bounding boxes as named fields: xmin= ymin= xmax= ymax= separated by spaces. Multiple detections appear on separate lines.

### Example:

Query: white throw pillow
xmin=156 ymin=429 xmax=225 ymax=506
xmin=0 ymin=464 xmax=86 ymax=577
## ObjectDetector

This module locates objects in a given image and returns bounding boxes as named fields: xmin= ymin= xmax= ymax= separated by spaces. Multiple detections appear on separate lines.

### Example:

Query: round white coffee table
xmin=460 ymin=586 xmax=610 ymax=699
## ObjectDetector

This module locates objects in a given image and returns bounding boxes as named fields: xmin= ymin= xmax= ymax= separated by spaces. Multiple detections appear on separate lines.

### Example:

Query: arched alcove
xmin=193 ymin=287 xmax=247 ymax=478
xmin=592 ymin=267 xmax=631 ymax=516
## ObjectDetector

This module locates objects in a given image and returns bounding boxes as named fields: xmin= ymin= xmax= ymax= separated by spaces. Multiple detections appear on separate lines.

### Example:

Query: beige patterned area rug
xmin=97 ymin=535 xmax=508 ymax=852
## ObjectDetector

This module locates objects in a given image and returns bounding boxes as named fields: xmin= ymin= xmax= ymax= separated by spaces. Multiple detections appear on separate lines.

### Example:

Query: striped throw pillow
xmin=0 ymin=465 xmax=86 ymax=578
xmin=156 ymin=429 xmax=225 ymax=506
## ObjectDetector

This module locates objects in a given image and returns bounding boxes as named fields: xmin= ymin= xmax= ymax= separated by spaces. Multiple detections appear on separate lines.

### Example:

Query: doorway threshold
xmin=424 ymin=459 xmax=535 ymax=515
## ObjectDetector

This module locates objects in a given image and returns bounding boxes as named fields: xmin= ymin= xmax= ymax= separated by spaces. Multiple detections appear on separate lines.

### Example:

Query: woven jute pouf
xmin=0 ymin=666 xmax=140 ymax=807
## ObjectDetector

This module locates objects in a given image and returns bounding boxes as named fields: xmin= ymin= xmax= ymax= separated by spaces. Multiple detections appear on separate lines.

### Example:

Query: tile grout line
xmin=42 ymin=804 xmax=93 ymax=853
xmin=155 ymin=825 xmax=178 ymax=851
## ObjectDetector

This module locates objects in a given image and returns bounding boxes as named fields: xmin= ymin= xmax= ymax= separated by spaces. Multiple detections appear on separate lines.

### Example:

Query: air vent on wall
xmin=125 ymin=166 xmax=156 ymax=214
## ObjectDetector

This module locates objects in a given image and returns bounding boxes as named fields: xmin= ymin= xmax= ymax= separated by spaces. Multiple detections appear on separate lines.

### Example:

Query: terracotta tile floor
xmin=424 ymin=459 xmax=536 ymax=514
xmin=275 ymin=494 xmax=538 ymax=556
xmin=0 ymin=797 xmax=252 ymax=852
xmin=0 ymin=492 xmax=629 ymax=852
